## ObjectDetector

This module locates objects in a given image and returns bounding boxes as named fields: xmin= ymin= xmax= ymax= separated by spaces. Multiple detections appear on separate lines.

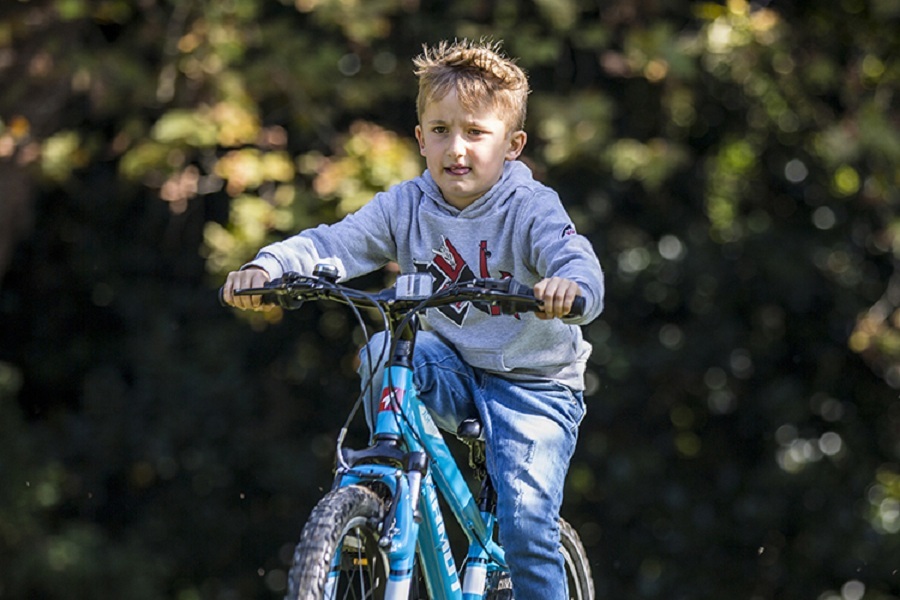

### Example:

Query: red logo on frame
xmin=379 ymin=387 xmax=405 ymax=412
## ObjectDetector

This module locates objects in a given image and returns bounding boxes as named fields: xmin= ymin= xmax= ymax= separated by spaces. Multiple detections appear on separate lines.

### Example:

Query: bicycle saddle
xmin=456 ymin=417 xmax=484 ymax=441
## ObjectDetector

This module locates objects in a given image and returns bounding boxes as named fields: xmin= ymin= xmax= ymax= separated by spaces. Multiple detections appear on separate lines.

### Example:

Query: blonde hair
xmin=413 ymin=39 xmax=530 ymax=133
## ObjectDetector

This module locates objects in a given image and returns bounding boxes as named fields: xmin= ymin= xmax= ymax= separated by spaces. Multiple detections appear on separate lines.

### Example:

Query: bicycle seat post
xmin=456 ymin=418 xmax=496 ymax=513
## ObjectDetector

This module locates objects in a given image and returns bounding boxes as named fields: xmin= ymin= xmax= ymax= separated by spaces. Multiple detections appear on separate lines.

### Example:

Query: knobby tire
xmin=285 ymin=485 xmax=390 ymax=600
xmin=559 ymin=518 xmax=595 ymax=600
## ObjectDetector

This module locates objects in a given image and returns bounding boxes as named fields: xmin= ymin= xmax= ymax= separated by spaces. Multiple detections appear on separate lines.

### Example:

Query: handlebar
xmin=220 ymin=267 xmax=585 ymax=318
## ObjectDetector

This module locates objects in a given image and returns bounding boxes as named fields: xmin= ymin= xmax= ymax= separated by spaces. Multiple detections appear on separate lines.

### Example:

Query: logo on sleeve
xmin=561 ymin=224 xmax=576 ymax=238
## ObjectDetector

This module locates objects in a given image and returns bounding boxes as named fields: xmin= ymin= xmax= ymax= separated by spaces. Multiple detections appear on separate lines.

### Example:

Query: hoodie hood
xmin=415 ymin=161 xmax=533 ymax=218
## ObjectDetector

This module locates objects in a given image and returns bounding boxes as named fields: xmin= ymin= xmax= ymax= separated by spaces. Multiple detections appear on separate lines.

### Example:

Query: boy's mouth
xmin=446 ymin=165 xmax=471 ymax=176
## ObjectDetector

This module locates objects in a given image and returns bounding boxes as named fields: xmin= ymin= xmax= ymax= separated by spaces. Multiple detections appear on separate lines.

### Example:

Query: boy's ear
xmin=415 ymin=125 xmax=426 ymax=156
xmin=505 ymin=130 xmax=527 ymax=161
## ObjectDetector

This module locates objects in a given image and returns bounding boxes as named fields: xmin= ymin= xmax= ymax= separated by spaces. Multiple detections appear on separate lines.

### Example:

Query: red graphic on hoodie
xmin=414 ymin=236 xmax=518 ymax=326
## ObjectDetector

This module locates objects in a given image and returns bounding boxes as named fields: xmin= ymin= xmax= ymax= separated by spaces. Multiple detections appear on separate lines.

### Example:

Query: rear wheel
xmin=559 ymin=518 xmax=594 ymax=600
xmin=484 ymin=519 xmax=594 ymax=600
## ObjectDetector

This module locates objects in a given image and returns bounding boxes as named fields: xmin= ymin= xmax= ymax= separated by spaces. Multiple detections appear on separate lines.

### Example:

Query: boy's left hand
xmin=533 ymin=277 xmax=582 ymax=320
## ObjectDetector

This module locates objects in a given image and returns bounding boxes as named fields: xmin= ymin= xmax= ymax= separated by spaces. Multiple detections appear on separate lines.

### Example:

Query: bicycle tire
xmin=285 ymin=484 xmax=391 ymax=600
xmin=559 ymin=518 xmax=595 ymax=600
xmin=484 ymin=519 xmax=593 ymax=600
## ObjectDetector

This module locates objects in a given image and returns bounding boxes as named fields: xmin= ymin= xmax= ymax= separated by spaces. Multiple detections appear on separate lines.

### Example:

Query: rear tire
xmin=559 ymin=518 xmax=595 ymax=600
xmin=484 ymin=518 xmax=594 ymax=600
xmin=285 ymin=485 xmax=390 ymax=600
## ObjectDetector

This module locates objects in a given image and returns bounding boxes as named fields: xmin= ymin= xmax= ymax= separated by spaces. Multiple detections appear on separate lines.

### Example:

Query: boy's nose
xmin=447 ymin=134 xmax=466 ymax=157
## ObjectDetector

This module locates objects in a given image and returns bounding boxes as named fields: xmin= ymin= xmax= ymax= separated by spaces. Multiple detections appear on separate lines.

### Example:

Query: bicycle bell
xmin=312 ymin=263 xmax=340 ymax=283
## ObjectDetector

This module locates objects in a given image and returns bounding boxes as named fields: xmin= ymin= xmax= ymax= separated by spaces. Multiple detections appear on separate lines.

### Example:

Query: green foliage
xmin=532 ymin=92 xmax=615 ymax=165
xmin=1 ymin=0 xmax=900 ymax=598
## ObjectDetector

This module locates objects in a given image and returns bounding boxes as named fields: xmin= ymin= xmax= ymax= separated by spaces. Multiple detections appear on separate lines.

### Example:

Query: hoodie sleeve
xmin=245 ymin=189 xmax=399 ymax=281
xmin=522 ymin=191 xmax=605 ymax=324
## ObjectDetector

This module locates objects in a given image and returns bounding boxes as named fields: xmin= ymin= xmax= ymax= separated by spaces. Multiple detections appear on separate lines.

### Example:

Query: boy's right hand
xmin=533 ymin=276 xmax=582 ymax=320
xmin=222 ymin=267 xmax=273 ymax=311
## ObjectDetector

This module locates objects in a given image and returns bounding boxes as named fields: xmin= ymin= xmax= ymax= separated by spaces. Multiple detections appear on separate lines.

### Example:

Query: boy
xmin=222 ymin=39 xmax=604 ymax=599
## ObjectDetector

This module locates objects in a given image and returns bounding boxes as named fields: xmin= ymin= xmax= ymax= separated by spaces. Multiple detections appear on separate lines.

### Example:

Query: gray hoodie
xmin=248 ymin=160 xmax=604 ymax=390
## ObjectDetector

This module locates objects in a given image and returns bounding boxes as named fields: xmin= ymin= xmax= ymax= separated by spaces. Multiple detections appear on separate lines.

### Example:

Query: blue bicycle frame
xmin=229 ymin=269 xmax=592 ymax=599
xmin=332 ymin=357 xmax=508 ymax=600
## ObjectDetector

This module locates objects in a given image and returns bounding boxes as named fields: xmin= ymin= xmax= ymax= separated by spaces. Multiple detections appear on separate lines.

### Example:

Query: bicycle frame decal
xmin=418 ymin=477 xmax=462 ymax=595
xmin=378 ymin=385 xmax=405 ymax=413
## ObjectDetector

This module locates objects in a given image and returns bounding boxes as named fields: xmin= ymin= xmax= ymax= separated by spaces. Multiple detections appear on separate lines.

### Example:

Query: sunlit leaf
xmin=152 ymin=110 xmax=218 ymax=147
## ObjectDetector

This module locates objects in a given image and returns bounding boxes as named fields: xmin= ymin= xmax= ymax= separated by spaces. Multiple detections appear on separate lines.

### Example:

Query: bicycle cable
xmin=385 ymin=286 xmax=505 ymax=566
xmin=381 ymin=286 xmax=468 ymax=451
xmin=327 ymin=284 xmax=392 ymax=472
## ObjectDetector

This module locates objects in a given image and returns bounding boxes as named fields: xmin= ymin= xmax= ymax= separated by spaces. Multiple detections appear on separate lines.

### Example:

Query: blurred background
xmin=1 ymin=0 xmax=899 ymax=598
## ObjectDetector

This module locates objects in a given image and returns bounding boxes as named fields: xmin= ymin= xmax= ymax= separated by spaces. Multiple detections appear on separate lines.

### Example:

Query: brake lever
xmin=470 ymin=277 xmax=585 ymax=317
xmin=233 ymin=272 xmax=317 ymax=309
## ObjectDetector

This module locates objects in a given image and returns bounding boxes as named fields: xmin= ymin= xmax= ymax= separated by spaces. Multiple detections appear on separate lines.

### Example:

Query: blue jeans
xmin=358 ymin=331 xmax=585 ymax=600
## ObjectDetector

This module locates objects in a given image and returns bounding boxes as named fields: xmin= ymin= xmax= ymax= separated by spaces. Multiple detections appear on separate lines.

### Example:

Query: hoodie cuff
xmin=242 ymin=253 xmax=284 ymax=280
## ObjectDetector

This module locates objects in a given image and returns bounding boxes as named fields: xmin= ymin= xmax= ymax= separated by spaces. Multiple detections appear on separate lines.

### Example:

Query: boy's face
xmin=415 ymin=89 xmax=526 ymax=210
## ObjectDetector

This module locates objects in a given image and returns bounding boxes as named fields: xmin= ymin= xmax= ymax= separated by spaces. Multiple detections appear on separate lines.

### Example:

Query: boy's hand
xmin=533 ymin=277 xmax=582 ymax=320
xmin=222 ymin=267 xmax=273 ymax=311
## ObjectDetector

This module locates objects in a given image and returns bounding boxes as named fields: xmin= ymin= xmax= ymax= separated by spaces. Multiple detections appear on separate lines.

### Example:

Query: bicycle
xmin=228 ymin=264 xmax=595 ymax=599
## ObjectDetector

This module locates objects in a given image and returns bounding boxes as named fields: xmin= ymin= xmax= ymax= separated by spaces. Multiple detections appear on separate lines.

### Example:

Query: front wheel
xmin=559 ymin=518 xmax=594 ymax=600
xmin=285 ymin=485 xmax=390 ymax=600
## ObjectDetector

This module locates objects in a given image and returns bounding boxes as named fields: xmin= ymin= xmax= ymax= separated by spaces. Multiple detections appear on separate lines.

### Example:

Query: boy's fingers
xmin=224 ymin=269 xmax=271 ymax=311
xmin=537 ymin=278 xmax=561 ymax=317
xmin=223 ymin=274 xmax=238 ymax=306
xmin=535 ymin=277 xmax=580 ymax=318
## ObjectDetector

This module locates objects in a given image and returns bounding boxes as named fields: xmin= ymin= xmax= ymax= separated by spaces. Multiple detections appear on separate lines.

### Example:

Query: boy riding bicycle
xmin=223 ymin=39 xmax=604 ymax=599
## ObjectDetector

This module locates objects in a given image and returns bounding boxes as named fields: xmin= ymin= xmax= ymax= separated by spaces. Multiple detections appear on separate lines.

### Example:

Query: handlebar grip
xmin=569 ymin=295 xmax=586 ymax=317
xmin=218 ymin=286 xmax=279 ymax=308
xmin=493 ymin=278 xmax=586 ymax=317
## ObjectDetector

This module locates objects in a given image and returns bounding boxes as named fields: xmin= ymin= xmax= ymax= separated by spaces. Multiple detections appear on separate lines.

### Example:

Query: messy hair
xmin=413 ymin=39 xmax=530 ymax=133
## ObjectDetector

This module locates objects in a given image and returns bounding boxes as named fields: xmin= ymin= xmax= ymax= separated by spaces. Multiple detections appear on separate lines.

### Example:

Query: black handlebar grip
xmin=219 ymin=286 xmax=279 ymax=307
xmin=569 ymin=295 xmax=586 ymax=317
xmin=501 ymin=278 xmax=586 ymax=317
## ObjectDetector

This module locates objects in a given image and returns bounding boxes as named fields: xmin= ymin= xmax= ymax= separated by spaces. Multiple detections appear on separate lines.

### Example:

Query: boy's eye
xmin=432 ymin=126 xmax=447 ymax=134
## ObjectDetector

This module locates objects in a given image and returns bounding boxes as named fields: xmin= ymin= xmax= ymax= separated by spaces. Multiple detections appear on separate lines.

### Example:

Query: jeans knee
xmin=357 ymin=331 xmax=389 ymax=431
xmin=358 ymin=332 xmax=388 ymax=376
